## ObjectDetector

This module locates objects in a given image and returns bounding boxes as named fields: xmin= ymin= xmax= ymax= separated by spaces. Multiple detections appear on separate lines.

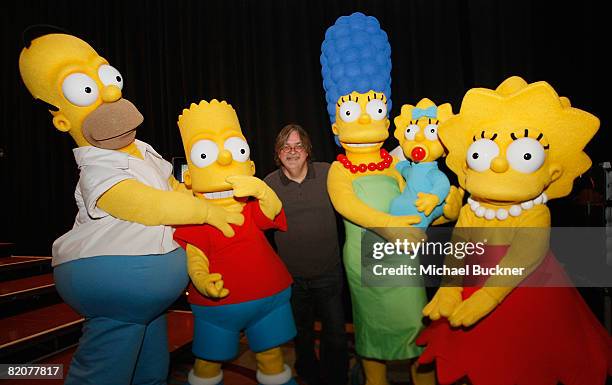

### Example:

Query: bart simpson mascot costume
xmin=321 ymin=13 xmax=460 ymax=385
xmin=19 ymin=30 xmax=242 ymax=385
xmin=389 ymin=99 xmax=453 ymax=228
xmin=417 ymin=76 xmax=612 ymax=384
xmin=173 ymin=100 xmax=297 ymax=385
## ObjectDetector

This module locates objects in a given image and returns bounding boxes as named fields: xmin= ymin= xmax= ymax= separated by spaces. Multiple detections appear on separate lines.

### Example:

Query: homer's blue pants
xmin=54 ymin=248 xmax=188 ymax=385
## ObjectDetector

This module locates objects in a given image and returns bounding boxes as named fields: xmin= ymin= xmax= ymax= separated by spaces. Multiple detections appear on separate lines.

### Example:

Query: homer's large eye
xmin=190 ymin=140 xmax=219 ymax=168
xmin=404 ymin=124 xmax=419 ymax=141
xmin=424 ymin=124 xmax=438 ymax=140
xmin=98 ymin=64 xmax=123 ymax=90
xmin=338 ymin=101 xmax=360 ymax=123
xmin=62 ymin=73 xmax=99 ymax=107
xmin=224 ymin=137 xmax=250 ymax=162
xmin=506 ymin=137 xmax=545 ymax=173
xmin=467 ymin=139 xmax=499 ymax=172
xmin=366 ymin=99 xmax=387 ymax=121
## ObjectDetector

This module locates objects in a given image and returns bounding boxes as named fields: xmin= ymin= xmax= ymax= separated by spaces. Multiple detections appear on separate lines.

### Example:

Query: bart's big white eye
xmin=506 ymin=137 xmax=545 ymax=173
xmin=98 ymin=64 xmax=123 ymax=89
xmin=62 ymin=73 xmax=99 ymax=107
xmin=467 ymin=139 xmax=500 ymax=172
xmin=224 ymin=137 xmax=250 ymax=162
xmin=366 ymin=99 xmax=387 ymax=121
xmin=190 ymin=140 xmax=219 ymax=168
xmin=404 ymin=124 xmax=420 ymax=141
xmin=339 ymin=101 xmax=361 ymax=123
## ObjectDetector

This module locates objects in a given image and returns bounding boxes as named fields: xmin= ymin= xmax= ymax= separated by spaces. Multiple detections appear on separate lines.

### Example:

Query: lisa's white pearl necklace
xmin=468 ymin=193 xmax=548 ymax=220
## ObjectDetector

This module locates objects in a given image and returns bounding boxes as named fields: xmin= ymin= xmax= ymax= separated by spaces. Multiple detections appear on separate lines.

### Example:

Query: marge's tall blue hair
xmin=320 ymin=12 xmax=392 ymax=124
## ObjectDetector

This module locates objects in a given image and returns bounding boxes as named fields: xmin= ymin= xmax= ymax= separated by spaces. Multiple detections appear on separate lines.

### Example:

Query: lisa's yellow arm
xmin=327 ymin=162 xmax=420 ymax=228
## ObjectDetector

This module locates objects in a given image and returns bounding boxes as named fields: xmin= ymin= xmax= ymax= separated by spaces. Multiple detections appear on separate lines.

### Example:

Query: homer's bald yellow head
xmin=19 ymin=32 xmax=143 ymax=149
xmin=178 ymin=100 xmax=255 ymax=197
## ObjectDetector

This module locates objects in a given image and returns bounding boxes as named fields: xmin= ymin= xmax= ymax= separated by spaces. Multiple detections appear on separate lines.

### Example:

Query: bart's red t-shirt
xmin=174 ymin=200 xmax=292 ymax=306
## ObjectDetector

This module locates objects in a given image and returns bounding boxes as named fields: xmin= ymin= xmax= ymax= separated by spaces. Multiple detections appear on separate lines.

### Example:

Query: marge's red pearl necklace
xmin=337 ymin=149 xmax=393 ymax=174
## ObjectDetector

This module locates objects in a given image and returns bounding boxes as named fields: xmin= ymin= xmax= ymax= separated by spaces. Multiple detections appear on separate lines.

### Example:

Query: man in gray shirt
xmin=265 ymin=124 xmax=348 ymax=385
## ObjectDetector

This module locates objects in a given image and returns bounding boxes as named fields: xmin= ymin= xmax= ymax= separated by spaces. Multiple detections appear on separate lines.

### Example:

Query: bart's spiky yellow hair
xmin=439 ymin=76 xmax=599 ymax=200
xmin=178 ymin=99 xmax=241 ymax=141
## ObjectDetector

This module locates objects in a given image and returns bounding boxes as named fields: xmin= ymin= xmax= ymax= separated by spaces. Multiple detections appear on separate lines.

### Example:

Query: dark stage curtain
xmin=0 ymin=0 xmax=608 ymax=255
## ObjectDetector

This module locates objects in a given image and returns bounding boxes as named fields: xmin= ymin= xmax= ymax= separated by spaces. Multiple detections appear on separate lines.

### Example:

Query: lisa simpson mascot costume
xmin=18 ymin=29 xmax=241 ymax=385
xmin=417 ymin=76 xmax=612 ymax=385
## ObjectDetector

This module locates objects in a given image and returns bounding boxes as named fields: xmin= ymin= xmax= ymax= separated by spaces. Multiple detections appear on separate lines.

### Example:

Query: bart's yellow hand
xmin=226 ymin=175 xmax=282 ymax=220
xmin=415 ymin=192 xmax=440 ymax=216
xmin=442 ymin=186 xmax=464 ymax=221
xmin=422 ymin=287 xmax=463 ymax=320
xmin=186 ymin=244 xmax=229 ymax=298
xmin=448 ymin=287 xmax=509 ymax=327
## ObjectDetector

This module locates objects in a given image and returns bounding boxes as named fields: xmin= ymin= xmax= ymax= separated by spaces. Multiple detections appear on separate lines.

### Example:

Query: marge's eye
xmin=339 ymin=101 xmax=360 ymax=123
xmin=190 ymin=140 xmax=219 ymax=168
xmin=404 ymin=124 xmax=419 ymax=141
xmin=366 ymin=99 xmax=387 ymax=121
xmin=467 ymin=139 xmax=499 ymax=172
xmin=506 ymin=137 xmax=545 ymax=173
xmin=62 ymin=73 xmax=99 ymax=107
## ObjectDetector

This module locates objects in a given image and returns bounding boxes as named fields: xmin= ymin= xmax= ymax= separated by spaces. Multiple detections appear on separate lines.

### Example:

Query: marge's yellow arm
xmin=327 ymin=161 xmax=398 ymax=228
xmin=97 ymin=179 xmax=214 ymax=226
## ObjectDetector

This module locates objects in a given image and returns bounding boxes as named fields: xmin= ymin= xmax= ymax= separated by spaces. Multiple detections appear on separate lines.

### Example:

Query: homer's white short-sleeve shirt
xmin=52 ymin=140 xmax=178 ymax=267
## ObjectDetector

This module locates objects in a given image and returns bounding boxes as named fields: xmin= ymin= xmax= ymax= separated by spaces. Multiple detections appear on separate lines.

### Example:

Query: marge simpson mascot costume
xmin=173 ymin=100 xmax=297 ymax=385
xmin=417 ymin=76 xmax=612 ymax=384
xmin=19 ymin=30 xmax=242 ymax=385
xmin=321 ymin=13 xmax=460 ymax=385
xmin=390 ymin=99 xmax=453 ymax=227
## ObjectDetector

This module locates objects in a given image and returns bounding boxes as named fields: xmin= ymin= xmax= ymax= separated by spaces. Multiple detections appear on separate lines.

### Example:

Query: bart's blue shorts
xmin=191 ymin=287 xmax=296 ymax=361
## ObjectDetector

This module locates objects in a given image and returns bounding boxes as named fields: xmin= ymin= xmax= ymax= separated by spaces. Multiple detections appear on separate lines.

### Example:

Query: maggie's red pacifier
xmin=411 ymin=146 xmax=427 ymax=162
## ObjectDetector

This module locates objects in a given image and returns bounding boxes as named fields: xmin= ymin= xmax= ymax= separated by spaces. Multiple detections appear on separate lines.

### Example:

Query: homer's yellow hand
xmin=422 ymin=287 xmax=463 ymax=320
xmin=226 ymin=175 xmax=282 ymax=220
xmin=448 ymin=287 xmax=511 ymax=327
xmin=415 ymin=192 xmax=440 ymax=216
xmin=186 ymin=244 xmax=229 ymax=298
xmin=205 ymin=203 xmax=244 ymax=238
xmin=442 ymin=186 xmax=464 ymax=221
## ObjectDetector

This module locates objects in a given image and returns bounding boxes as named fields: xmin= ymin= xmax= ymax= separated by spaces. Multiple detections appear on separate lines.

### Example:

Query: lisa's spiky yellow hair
xmin=439 ymin=76 xmax=599 ymax=200
xmin=177 ymin=99 xmax=241 ymax=141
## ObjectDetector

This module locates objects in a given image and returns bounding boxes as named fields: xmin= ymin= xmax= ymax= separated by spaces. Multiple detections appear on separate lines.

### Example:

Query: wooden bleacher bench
xmin=0 ymin=273 xmax=54 ymax=304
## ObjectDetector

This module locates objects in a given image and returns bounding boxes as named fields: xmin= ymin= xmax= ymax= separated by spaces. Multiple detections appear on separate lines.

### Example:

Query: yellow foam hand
xmin=186 ymin=244 xmax=229 ymax=298
xmin=448 ymin=287 xmax=512 ymax=327
xmin=442 ymin=186 xmax=464 ymax=221
xmin=226 ymin=175 xmax=282 ymax=220
xmin=97 ymin=179 xmax=244 ymax=237
xmin=422 ymin=286 xmax=463 ymax=320
xmin=415 ymin=192 xmax=440 ymax=216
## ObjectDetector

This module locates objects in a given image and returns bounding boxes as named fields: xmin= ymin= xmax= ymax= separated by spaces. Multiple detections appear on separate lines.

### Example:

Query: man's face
xmin=278 ymin=130 xmax=308 ymax=169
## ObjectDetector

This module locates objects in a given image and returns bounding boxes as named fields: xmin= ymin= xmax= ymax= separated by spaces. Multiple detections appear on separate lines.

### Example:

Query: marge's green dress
xmin=344 ymin=174 xmax=427 ymax=360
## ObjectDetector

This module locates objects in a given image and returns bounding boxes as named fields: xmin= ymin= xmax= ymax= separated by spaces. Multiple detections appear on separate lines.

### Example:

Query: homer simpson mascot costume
xmin=321 ymin=13 xmax=461 ymax=385
xmin=173 ymin=100 xmax=297 ymax=385
xmin=18 ymin=29 xmax=242 ymax=385
xmin=417 ymin=76 xmax=612 ymax=384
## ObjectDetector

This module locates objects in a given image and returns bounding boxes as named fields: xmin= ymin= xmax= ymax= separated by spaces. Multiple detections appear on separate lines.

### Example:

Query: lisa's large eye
xmin=98 ymin=64 xmax=123 ymax=89
xmin=366 ymin=99 xmax=387 ymax=121
xmin=467 ymin=139 xmax=499 ymax=172
xmin=224 ymin=137 xmax=250 ymax=162
xmin=506 ymin=137 xmax=545 ymax=173
xmin=62 ymin=73 xmax=99 ymax=107
xmin=338 ymin=101 xmax=360 ymax=123
xmin=190 ymin=140 xmax=219 ymax=168
xmin=404 ymin=124 xmax=419 ymax=141
xmin=424 ymin=124 xmax=438 ymax=141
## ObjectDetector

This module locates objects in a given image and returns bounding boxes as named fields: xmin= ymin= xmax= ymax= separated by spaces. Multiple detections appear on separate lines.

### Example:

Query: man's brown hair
xmin=274 ymin=124 xmax=313 ymax=166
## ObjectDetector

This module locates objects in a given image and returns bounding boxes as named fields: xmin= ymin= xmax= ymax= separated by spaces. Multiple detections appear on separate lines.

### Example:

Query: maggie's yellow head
xmin=178 ymin=100 xmax=255 ymax=200
xmin=332 ymin=90 xmax=390 ymax=154
xmin=439 ymin=76 xmax=599 ymax=203
xmin=19 ymin=32 xmax=143 ymax=149
xmin=393 ymin=98 xmax=453 ymax=163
